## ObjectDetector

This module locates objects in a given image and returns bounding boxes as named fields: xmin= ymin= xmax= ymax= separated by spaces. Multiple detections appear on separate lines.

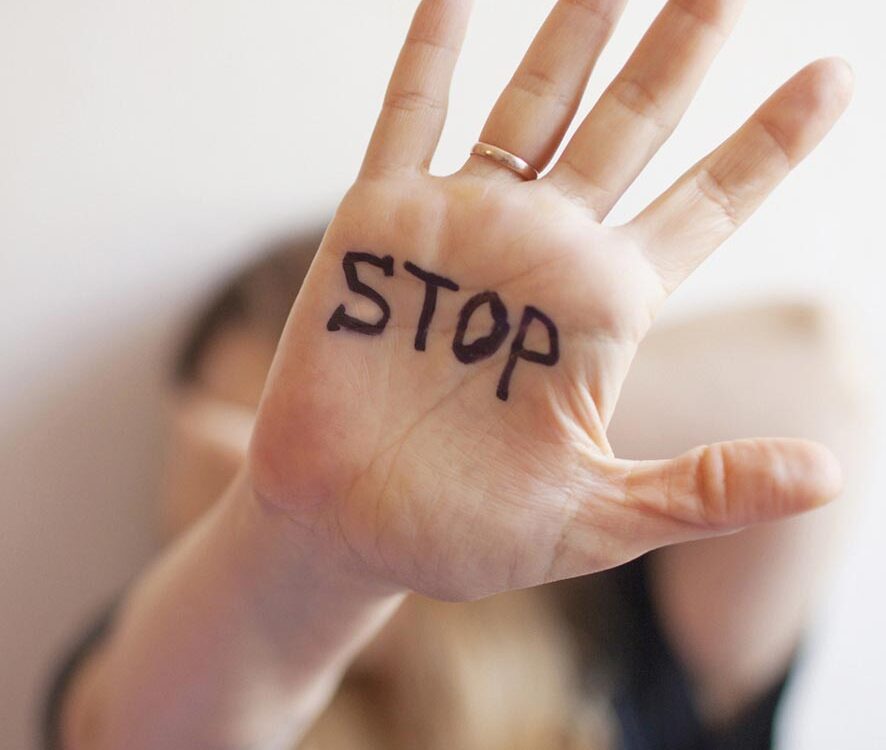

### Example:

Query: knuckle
xmin=561 ymin=0 xmax=621 ymax=27
xmin=404 ymin=32 xmax=458 ymax=57
xmin=607 ymin=76 xmax=672 ymax=134
xmin=694 ymin=165 xmax=742 ymax=229
xmin=693 ymin=443 xmax=733 ymax=526
xmin=753 ymin=116 xmax=795 ymax=169
xmin=511 ymin=67 xmax=574 ymax=108
xmin=670 ymin=0 xmax=731 ymax=39
xmin=383 ymin=89 xmax=447 ymax=116
xmin=561 ymin=0 xmax=607 ymax=12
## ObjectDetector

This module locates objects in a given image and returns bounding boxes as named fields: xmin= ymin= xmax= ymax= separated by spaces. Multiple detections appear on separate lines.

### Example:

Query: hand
xmin=249 ymin=0 xmax=851 ymax=601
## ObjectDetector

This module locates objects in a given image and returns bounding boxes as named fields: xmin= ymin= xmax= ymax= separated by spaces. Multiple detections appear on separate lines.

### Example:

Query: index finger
xmin=629 ymin=58 xmax=853 ymax=292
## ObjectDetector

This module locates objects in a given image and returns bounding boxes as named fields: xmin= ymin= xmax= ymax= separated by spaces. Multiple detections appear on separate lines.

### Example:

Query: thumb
xmin=623 ymin=438 xmax=843 ymax=535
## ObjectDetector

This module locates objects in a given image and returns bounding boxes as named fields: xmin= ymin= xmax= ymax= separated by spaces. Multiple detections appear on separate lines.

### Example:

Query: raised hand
xmin=249 ymin=0 xmax=851 ymax=601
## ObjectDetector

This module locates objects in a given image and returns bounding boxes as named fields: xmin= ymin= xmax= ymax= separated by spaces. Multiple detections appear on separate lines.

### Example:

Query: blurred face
xmin=160 ymin=321 xmax=278 ymax=538
xmin=158 ymin=317 xmax=434 ymax=667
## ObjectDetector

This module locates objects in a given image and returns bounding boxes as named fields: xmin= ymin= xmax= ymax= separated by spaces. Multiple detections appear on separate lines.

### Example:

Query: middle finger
xmin=462 ymin=0 xmax=628 ymax=181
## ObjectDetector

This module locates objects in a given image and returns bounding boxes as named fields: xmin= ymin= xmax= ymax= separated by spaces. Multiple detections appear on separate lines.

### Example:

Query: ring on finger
xmin=471 ymin=142 xmax=539 ymax=181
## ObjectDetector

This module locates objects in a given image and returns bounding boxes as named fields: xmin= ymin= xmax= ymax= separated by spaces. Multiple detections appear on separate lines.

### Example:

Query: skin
xmin=608 ymin=303 xmax=866 ymax=724
xmin=67 ymin=301 xmax=862 ymax=745
xmin=182 ymin=302 xmax=864 ymax=728
xmin=62 ymin=1 xmax=854 ymax=747
xmin=250 ymin=0 xmax=851 ymax=597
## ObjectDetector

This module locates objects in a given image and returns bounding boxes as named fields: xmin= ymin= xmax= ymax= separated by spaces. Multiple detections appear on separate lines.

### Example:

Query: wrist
xmin=89 ymin=469 xmax=404 ymax=750
xmin=232 ymin=465 xmax=405 ymax=614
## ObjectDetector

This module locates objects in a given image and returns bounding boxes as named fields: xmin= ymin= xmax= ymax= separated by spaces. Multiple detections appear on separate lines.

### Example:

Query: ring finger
xmin=462 ymin=0 xmax=628 ymax=182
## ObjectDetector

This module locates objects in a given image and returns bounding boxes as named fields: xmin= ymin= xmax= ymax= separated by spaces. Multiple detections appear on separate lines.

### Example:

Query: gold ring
xmin=471 ymin=142 xmax=539 ymax=181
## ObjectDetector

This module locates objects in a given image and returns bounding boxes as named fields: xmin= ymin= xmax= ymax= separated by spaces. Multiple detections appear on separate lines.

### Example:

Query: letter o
xmin=452 ymin=291 xmax=511 ymax=364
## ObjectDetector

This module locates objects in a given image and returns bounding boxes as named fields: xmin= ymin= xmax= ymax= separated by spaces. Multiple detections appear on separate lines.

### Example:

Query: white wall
xmin=1 ymin=1 xmax=883 ymax=747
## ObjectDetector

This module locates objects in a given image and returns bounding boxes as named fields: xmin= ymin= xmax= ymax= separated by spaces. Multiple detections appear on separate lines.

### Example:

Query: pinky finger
xmin=628 ymin=58 xmax=854 ymax=292
xmin=360 ymin=0 xmax=473 ymax=178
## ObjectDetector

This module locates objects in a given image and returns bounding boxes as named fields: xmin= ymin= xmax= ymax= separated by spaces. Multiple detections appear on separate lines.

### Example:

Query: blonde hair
xmin=302 ymin=589 xmax=611 ymax=750
xmin=171 ymin=234 xmax=614 ymax=750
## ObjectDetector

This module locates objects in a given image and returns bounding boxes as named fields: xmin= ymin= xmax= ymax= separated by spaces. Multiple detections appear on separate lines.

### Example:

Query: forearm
xmin=65 ymin=470 xmax=404 ymax=750
xmin=612 ymin=301 xmax=867 ymax=724
xmin=649 ymin=508 xmax=843 ymax=725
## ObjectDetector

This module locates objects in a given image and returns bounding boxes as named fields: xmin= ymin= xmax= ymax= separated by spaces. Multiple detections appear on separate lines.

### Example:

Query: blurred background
xmin=0 ymin=0 xmax=883 ymax=747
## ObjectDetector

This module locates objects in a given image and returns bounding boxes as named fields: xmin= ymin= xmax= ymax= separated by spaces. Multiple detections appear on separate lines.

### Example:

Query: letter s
xmin=326 ymin=251 xmax=395 ymax=336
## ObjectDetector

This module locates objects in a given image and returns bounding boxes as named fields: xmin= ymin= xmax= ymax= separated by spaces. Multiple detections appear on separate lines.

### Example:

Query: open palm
xmin=250 ymin=0 xmax=851 ymax=600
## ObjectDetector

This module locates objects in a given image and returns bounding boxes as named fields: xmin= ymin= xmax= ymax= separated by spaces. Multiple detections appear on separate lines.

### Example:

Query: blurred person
xmin=43 ymin=0 xmax=860 ymax=748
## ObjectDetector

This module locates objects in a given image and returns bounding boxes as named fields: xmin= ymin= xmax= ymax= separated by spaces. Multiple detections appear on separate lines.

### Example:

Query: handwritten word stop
xmin=326 ymin=252 xmax=560 ymax=402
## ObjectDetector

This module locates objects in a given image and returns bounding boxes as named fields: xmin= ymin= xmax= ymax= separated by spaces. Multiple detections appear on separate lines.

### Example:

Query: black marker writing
xmin=452 ymin=291 xmax=511 ymax=364
xmin=404 ymin=261 xmax=459 ymax=351
xmin=496 ymin=306 xmax=559 ymax=402
xmin=327 ymin=251 xmax=394 ymax=336
xmin=326 ymin=254 xmax=561 ymax=402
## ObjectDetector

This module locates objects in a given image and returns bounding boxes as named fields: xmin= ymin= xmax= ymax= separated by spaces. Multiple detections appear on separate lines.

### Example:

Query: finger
xmin=463 ymin=0 xmax=627 ymax=181
xmin=549 ymin=0 xmax=745 ymax=216
xmin=360 ymin=0 xmax=473 ymax=178
xmin=629 ymin=58 xmax=853 ymax=291
xmin=622 ymin=438 xmax=842 ymax=538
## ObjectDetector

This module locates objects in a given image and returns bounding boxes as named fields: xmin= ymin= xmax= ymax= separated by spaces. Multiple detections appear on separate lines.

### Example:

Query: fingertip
xmin=763 ymin=438 xmax=843 ymax=515
xmin=687 ymin=438 xmax=842 ymax=526
xmin=819 ymin=56 xmax=854 ymax=87
xmin=755 ymin=57 xmax=854 ymax=168
xmin=805 ymin=56 xmax=855 ymax=112
xmin=799 ymin=439 xmax=844 ymax=507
